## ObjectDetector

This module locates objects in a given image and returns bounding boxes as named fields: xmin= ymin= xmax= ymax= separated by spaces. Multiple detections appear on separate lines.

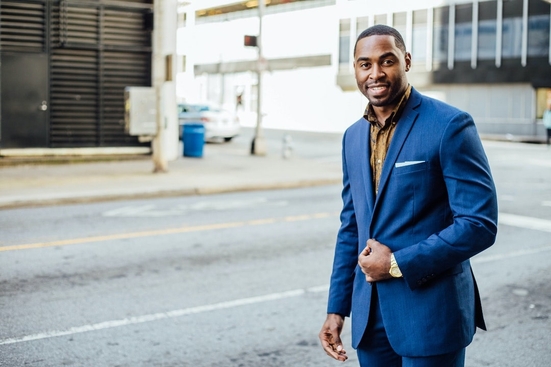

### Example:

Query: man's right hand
xmin=319 ymin=313 xmax=348 ymax=362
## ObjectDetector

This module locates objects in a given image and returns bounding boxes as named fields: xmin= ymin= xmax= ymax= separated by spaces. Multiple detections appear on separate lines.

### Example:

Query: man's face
xmin=353 ymin=35 xmax=411 ymax=108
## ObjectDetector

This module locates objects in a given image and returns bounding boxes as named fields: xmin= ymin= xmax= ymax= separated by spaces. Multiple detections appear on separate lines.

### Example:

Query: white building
xmin=177 ymin=0 xmax=551 ymax=139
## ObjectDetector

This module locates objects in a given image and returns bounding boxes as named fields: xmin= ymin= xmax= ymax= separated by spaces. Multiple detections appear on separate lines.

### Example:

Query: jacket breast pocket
xmin=394 ymin=161 xmax=428 ymax=175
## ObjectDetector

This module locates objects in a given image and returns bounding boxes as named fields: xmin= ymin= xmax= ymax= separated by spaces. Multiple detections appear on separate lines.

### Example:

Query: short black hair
xmin=353 ymin=24 xmax=407 ymax=57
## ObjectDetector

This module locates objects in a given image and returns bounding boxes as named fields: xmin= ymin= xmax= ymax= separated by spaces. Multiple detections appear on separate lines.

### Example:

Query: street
xmin=1 ymin=134 xmax=551 ymax=366
xmin=0 ymin=185 xmax=343 ymax=367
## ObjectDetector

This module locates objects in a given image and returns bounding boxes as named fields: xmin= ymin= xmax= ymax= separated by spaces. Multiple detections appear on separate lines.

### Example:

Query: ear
xmin=404 ymin=52 xmax=412 ymax=72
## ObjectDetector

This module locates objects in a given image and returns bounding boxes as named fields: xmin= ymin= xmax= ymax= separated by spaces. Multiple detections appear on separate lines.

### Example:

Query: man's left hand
xmin=358 ymin=239 xmax=393 ymax=282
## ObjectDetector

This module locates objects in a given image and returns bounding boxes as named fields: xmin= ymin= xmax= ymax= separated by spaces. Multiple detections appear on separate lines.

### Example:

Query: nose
xmin=369 ymin=63 xmax=384 ymax=81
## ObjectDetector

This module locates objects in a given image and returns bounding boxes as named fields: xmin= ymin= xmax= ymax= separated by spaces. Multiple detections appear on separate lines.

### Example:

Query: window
xmin=433 ymin=6 xmax=449 ymax=65
xmin=455 ymin=4 xmax=472 ymax=62
xmin=412 ymin=9 xmax=428 ymax=62
xmin=528 ymin=0 xmax=550 ymax=58
xmin=502 ymin=0 xmax=523 ymax=59
xmin=374 ymin=14 xmax=387 ymax=26
xmin=536 ymin=88 xmax=551 ymax=119
xmin=502 ymin=17 xmax=522 ymax=58
xmin=339 ymin=19 xmax=351 ymax=66
xmin=527 ymin=14 xmax=550 ymax=57
xmin=178 ymin=11 xmax=187 ymax=27
xmin=393 ymin=12 xmax=407 ymax=44
xmin=478 ymin=1 xmax=497 ymax=61
xmin=357 ymin=16 xmax=370 ymax=37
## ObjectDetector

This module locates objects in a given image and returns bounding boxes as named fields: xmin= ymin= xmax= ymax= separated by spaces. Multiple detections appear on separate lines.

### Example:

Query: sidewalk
xmin=1 ymin=129 xmax=546 ymax=210
xmin=0 ymin=137 xmax=343 ymax=210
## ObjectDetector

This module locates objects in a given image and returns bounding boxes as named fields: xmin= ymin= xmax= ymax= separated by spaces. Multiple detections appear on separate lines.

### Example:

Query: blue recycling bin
xmin=182 ymin=123 xmax=205 ymax=157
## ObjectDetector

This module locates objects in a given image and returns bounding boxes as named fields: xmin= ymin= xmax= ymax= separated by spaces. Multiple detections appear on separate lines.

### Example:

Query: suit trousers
xmin=356 ymin=285 xmax=466 ymax=367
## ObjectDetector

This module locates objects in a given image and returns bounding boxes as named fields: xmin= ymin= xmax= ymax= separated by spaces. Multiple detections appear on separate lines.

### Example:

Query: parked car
xmin=178 ymin=103 xmax=240 ymax=142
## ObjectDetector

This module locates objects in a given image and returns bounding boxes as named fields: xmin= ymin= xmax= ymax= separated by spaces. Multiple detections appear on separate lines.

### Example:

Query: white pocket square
xmin=395 ymin=161 xmax=425 ymax=168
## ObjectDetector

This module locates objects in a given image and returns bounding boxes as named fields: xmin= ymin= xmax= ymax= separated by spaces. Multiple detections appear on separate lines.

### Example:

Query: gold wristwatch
xmin=389 ymin=253 xmax=403 ymax=278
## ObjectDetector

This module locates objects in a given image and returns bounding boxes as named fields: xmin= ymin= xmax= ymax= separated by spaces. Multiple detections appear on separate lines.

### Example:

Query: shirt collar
xmin=364 ymin=84 xmax=412 ymax=128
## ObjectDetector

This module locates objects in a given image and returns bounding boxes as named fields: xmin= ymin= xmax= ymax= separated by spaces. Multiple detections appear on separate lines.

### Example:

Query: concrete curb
xmin=0 ymin=178 xmax=342 ymax=210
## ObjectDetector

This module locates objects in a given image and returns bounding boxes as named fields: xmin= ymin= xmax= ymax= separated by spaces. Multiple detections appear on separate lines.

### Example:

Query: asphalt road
xmin=1 ymin=136 xmax=550 ymax=366
xmin=0 ymin=185 xmax=345 ymax=367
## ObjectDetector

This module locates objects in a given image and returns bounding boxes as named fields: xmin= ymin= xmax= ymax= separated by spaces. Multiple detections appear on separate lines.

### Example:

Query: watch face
xmin=390 ymin=267 xmax=401 ymax=277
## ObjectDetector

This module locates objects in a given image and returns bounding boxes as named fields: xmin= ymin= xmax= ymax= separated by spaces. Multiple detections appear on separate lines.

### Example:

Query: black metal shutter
xmin=0 ymin=1 xmax=46 ymax=52
xmin=49 ymin=0 xmax=152 ymax=147
xmin=101 ymin=6 xmax=152 ymax=146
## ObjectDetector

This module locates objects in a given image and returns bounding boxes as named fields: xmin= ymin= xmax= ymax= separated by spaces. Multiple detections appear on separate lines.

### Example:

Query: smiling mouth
xmin=367 ymin=85 xmax=387 ymax=91
xmin=368 ymin=84 xmax=388 ymax=95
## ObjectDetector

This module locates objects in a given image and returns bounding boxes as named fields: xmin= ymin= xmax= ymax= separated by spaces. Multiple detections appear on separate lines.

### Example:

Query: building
xmin=0 ymin=0 xmax=153 ymax=150
xmin=177 ymin=0 xmax=551 ymax=138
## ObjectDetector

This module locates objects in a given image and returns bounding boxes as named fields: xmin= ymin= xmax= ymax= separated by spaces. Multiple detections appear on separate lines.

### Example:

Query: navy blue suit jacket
xmin=326 ymin=87 xmax=498 ymax=357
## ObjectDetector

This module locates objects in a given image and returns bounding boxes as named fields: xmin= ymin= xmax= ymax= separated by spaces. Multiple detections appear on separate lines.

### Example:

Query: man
xmin=543 ymin=101 xmax=551 ymax=146
xmin=319 ymin=25 xmax=498 ymax=367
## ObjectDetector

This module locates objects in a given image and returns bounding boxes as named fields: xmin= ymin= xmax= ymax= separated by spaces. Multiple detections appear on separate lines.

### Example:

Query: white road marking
xmin=0 ymin=285 xmax=329 ymax=346
xmin=102 ymin=198 xmax=288 ymax=217
xmin=499 ymin=213 xmax=551 ymax=233
xmin=471 ymin=213 xmax=551 ymax=262
xmin=527 ymin=158 xmax=551 ymax=168
xmin=473 ymin=245 xmax=551 ymax=264
xmin=102 ymin=204 xmax=184 ymax=217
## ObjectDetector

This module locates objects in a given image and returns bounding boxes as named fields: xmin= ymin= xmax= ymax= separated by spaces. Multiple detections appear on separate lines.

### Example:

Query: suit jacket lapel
xmin=359 ymin=119 xmax=376 ymax=214
xmin=375 ymin=90 xmax=421 ymax=202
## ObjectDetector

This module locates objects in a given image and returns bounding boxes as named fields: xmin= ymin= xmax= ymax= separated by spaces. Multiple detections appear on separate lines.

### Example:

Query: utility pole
xmin=250 ymin=0 xmax=267 ymax=156
xmin=151 ymin=0 xmax=167 ymax=172
xmin=151 ymin=0 xmax=178 ymax=172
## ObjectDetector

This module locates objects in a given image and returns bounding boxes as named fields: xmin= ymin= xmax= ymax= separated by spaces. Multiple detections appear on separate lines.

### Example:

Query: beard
xmin=361 ymin=80 xmax=407 ymax=108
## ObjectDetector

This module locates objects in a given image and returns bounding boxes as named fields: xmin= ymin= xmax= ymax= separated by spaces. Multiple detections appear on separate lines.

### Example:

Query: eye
xmin=382 ymin=59 xmax=394 ymax=66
